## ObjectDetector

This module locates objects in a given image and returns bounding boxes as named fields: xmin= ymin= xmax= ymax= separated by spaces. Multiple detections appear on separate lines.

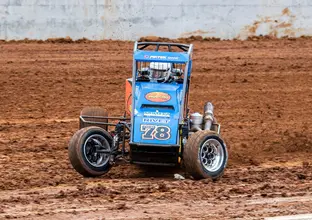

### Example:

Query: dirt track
xmin=0 ymin=38 xmax=312 ymax=219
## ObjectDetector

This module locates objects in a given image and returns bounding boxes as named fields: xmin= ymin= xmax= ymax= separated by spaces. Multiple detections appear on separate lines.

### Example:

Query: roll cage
xmin=131 ymin=41 xmax=193 ymax=128
xmin=136 ymin=42 xmax=191 ymax=52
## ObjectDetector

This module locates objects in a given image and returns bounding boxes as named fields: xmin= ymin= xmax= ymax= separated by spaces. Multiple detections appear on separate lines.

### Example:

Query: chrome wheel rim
xmin=200 ymin=138 xmax=224 ymax=172
xmin=83 ymin=134 xmax=110 ymax=167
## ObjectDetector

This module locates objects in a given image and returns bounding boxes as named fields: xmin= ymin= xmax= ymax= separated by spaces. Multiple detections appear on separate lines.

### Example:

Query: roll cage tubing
xmin=137 ymin=42 xmax=191 ymax=52
xmin=130 ymin=42 xmax=193 ymax=140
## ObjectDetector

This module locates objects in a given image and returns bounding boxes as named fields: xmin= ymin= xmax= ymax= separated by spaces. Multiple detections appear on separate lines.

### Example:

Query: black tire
xmin=79 ymin=107 xmax=108 ymax=130
xmin=183 ymin=130 xmax=228 ymax=180
xmin=68 ymin=126 xmax=113 ymax=177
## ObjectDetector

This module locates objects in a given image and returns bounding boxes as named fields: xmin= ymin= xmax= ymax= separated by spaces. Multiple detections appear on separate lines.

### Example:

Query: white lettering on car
xmin=149 ymin=55 xmax=167 ymax=59
xmin=142 ymin=118 xmax=170 ymax=124
xmin=167 ymin=57 xmax=179 ymax=60
xmin=143 ymin=112 xmax=170 ymax=118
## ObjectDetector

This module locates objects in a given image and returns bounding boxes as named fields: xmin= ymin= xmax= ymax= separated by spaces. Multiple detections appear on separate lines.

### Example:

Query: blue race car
xmin=68 ymin=42 xmax=228 ymax=180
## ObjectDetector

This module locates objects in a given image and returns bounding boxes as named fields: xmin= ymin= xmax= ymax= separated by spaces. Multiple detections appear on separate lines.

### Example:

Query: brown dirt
xmin=0 ymin=38 xmax=312 ymax=219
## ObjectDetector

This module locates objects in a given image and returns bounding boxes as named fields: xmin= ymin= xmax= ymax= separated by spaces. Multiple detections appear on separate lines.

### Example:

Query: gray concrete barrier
xmin=0 ymin=0 xmax=312 ymax=40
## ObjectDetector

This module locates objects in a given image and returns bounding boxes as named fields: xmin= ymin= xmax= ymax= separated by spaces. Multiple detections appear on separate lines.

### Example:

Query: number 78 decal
xmin=140 ymin=125 xmax=171 ymax=140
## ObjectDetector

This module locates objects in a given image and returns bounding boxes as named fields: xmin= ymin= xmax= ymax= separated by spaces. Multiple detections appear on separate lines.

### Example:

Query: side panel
xmin=125 ymin=78 xmax=132 ymax=115
xmin=132 ymin=82 xmax=183 ymax=146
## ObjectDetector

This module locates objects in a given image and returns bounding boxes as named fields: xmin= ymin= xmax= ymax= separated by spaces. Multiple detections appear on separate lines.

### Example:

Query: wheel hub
xmin=83 ymin=134 xmax=110 ymax=167
xmin=200 ymin=138 xmax=224 ymax=172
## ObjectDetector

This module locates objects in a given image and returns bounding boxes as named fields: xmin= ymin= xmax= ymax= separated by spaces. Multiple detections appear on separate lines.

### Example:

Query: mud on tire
xmin=183 ymin=130 xmax=228 ymax=180
xmin=68 ymin=126 xmax=112 ymax=177
xmin=79 ymin=107 xmax=108 ymax=130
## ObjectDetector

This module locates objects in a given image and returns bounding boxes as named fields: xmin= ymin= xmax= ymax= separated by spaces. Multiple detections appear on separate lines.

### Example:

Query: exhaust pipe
xmin=190 ymin=102 xmax=214 ymax=132
xmin=204 ymin=102 xmax=214 ymax=130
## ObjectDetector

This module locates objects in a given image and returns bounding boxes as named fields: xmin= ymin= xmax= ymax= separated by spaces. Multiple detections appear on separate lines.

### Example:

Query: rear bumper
xmin=129 ymin=143 xmax=180 ymax=166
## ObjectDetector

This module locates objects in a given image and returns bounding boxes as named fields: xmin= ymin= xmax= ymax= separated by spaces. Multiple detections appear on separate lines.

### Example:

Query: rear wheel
xmin=79 ymin=107 xmax=108 ymax=130
xmin=183 ymin=130 xmax=228 ymax=180
xmin=68 ymin=126 xmax=112 ymax=177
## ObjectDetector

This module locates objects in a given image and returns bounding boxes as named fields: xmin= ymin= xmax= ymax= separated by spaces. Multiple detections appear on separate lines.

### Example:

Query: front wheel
xmin=68 ymin=126 xmax=113 ymax=177
xmin=183 ymin=130 xmax=228 ymax=180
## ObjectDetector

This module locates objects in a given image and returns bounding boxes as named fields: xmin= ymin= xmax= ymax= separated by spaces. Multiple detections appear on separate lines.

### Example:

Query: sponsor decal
xmin=149 ymin=55 xmax=166 ymax=59
xmin=143 ymin=55 xmax=179 ymax=60
xmin=145 ymin=92 xmax=171 ymax=103
xmin=168 ymin=56 xmax=179 ymax=60
xmin=140 ymin=125 xmax=171 ymax=140
xmin=143 ymin=110 xmax=170 ymax=118
xmin=143 ymin=118 xmax=170 ymax=124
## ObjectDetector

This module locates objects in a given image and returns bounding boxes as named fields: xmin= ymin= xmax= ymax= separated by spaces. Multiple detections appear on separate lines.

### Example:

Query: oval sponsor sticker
xmin=145 ymin=92 xmax=171 ymax=103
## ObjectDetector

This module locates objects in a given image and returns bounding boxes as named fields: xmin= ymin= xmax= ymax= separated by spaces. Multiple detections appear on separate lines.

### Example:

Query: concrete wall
xmin=0 ymin=0 xmax=312 ymax=40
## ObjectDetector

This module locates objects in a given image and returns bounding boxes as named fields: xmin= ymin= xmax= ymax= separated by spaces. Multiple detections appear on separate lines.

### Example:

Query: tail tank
xmin=130 ymin=81 xmax=184 ymax=146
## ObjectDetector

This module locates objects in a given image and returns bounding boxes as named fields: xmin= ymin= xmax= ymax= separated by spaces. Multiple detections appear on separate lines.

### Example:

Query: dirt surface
xmin=0 ymin=38 xmax=312 ymax=219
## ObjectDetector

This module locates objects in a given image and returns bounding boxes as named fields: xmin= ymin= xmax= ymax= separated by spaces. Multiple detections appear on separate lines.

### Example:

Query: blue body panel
xmin=132 ymin=82 xmax=184 ymax=145
xmin=130 ymin=42 xmax=193 ymax=148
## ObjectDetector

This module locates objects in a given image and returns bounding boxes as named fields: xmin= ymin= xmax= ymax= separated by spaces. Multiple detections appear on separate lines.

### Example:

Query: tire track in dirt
xmin=0 ymin=38 xmax=312 ymax=219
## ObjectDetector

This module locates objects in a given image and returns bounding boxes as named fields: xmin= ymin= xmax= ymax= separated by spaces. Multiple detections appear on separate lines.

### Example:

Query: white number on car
xmin=140 ymin=125 xmax=171 ymax=140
